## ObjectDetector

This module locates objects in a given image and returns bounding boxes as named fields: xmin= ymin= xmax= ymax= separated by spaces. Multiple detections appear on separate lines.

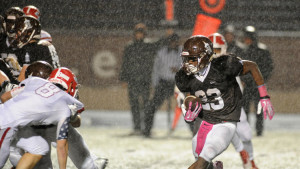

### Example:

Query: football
xmin=183 ymin=95 xmax=202 ymax=111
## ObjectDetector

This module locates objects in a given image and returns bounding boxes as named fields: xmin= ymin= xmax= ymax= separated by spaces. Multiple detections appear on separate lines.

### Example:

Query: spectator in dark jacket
xmin=119 ymin=23 xmax=157 ymax=136
xmin=240 ymin=25 xmax=274 ymax=136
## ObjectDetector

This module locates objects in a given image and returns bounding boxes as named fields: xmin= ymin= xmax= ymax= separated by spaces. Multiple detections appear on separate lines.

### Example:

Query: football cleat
xmin=213 ymin=160 xmax=223 ymax=169
xmin=97 ymin=157 xmax=109 ymax=169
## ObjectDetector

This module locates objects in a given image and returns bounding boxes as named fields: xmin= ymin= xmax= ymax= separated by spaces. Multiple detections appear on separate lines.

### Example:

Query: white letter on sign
xmin=92 ymin=51 xmax=116 ymax=78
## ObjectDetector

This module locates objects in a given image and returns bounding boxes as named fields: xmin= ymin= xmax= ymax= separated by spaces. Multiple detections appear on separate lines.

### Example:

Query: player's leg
xmin=16 ymin=153 xmax=42 ymax=169
xmin=231 ymin=133 xmax=251 ymax=169
xmin=237 ymin=108 xmax=259 ymax=169
xmin=191 ymin=121 xmax=236 ymax=169
xmin=0 ymin=127 xmax=15 ymax=168
xmin=15 ymin=136 xmax=49 ymax=169
xmin=68 ymin=126 xmax=107 ymax=169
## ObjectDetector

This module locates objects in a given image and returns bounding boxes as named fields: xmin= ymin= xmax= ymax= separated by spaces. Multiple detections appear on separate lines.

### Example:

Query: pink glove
xmin=257 ymin=84 xmax=274 ymax=120
xmin=181 ymin=101 xmax=202 ymax=123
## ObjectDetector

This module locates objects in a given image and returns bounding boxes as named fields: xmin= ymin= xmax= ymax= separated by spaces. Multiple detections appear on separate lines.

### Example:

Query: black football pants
xmin=144 ymin=79 xmax=175 ymax=136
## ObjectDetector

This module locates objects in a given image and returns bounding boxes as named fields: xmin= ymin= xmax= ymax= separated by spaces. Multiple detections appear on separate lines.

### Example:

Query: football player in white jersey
xmin=0 ymin=64 xmax=84 ymax=169
xmin=208 ymin=33 xmax=259 ymax=169
xmin=1 ymin=61 xmax=107 ymax=169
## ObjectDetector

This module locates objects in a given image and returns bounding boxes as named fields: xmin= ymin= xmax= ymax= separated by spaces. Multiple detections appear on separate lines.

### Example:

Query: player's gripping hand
xmin=68 ymin=104 xmax=85 ymax=121
xmin=181 ymin=95 xmax=202 ymax=123
xmin=257 ymin=84 xmax=274 ymax=120
xmin=5 ymin=56 xmax=22 ymax=71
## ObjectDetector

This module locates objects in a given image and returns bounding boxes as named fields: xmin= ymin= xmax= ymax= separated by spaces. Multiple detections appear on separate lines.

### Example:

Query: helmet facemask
xmin=181 ymin=35 xmax=213 ymax=75
xmin=13 ymin=16 xmax=40 ymax=48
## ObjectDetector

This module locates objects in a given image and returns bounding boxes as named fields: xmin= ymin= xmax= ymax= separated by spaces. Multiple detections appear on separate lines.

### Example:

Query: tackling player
xmin=175 ymin=35 xmax=274 ymax=169
xmin=0 ymin=62 xmax=107 ymax=169
xmin=0 ymin=65 xmax=84 ymax=169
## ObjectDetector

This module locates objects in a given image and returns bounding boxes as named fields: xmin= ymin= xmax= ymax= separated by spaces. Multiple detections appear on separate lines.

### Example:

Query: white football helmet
xmin=208 ymin=33 xmax=227 ymax=58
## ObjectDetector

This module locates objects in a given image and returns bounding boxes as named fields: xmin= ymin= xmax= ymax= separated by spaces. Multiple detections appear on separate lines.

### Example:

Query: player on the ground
xmin=175 ymin=35 xmax=274 ymax=169
xmin=208 ymin=32 xmax=259 ymax=169
xmin=0 ymin=66 xmax=84 ymax=169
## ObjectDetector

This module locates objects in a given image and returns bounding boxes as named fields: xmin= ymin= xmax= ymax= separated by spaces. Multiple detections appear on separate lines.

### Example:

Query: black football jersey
xmin=175 ymin=54 xmax=243 ymax=124
xmin=0 ymin=37 xmax=21 ymax=81
xmin=15 ymin=40 xmax=60 ymax=68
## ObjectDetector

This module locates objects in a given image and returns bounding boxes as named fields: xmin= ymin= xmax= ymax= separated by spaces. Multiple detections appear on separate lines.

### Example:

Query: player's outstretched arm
xmin=241 ymin=60 xmax=274 ymax=120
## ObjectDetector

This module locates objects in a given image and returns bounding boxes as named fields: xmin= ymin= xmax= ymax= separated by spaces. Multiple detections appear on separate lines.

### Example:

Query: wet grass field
xmin=53 ymin=127 xmax=300 ymax=169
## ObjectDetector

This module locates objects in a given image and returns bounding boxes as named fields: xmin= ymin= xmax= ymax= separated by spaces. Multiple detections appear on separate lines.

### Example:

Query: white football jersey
xmin=0 ymin=77 xmax=84 ymax=131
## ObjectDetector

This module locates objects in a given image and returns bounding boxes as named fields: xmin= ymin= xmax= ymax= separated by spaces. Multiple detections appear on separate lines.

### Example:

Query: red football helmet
xmin=181 ymin=35 xmax=213 ymax=74
xmin=23 ymin=5 xmax=41 ymax=21
xmin=48 ymin=67 xmax=78 ymax=97
xmin=208 ymin=33 xmax=227 ymax=58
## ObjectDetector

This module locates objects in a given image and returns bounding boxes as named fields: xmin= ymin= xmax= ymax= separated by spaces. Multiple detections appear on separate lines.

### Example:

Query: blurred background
xmin=1 ymin=0 xmax=299 ymax=113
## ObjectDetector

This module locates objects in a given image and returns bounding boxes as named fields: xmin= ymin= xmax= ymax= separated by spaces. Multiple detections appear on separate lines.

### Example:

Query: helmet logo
xmin=192 ymin=45 xmax=198 ymax=52
xmin=58 ymin=72 xmax=70 ymax=81
xmin=203 ymin=42 xmax=212 ymax=53
xmin=24 ymin=19 xmax=32 ymax=29
xmin=181 ymin=51 xmax=189 ymax=56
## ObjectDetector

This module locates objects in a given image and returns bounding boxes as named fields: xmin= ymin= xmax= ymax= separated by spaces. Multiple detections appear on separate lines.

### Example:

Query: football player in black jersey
xmin=175 ymin=35 xmax=274 ymax=169
xmin=12 ymin=15 xmax=60 ymax=82
xmin=0 ymin=7 xmax=24 ymax=84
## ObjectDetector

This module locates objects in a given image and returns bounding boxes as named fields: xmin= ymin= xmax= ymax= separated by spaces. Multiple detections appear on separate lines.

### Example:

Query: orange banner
xmin=192 ymin=14 xmax=221 ymax=36
xmin=165 ymin=0 xmax=174 ymax=21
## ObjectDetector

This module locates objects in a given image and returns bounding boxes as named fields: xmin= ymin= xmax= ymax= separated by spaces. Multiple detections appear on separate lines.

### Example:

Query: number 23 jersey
xmin=175 ymin=54 xmax=243 ymax=124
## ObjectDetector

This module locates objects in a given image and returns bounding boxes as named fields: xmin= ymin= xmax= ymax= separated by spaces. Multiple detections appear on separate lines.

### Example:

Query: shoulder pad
xmin=38 ymin=40 xmax=52 ymax=46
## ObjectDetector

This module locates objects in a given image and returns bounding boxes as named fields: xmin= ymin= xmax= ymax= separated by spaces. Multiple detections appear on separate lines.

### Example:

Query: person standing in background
xmin=222 ymin=24 xmax=244 ymax=55
xmin=119 ymin=23 xmax=156 ymax=136
xmin=240 ymin=25 xmax=274 ymax=136
xmin=143 ymin=33 xmax=182 ymax=137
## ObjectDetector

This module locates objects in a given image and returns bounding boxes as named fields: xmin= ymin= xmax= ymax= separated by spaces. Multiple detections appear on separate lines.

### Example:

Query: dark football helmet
xmin=3 ymin=7 xmax=24 ymax=38
xmin=25 ymin=61 xmax=53 ymax=79
xmin=181 ymin=35 xmax=213 ymax=75
xmin=13 ymin=15 xmax=41 ymax=48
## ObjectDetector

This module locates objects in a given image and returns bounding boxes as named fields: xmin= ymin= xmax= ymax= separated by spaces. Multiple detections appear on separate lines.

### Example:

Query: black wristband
xmin=260 ymin=95 xmax=270 ymax=99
